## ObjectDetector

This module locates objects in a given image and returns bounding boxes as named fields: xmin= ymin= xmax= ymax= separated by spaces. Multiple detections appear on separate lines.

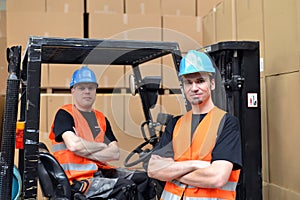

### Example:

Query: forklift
xmin=0 ymin=36 xmax=261 ymax=200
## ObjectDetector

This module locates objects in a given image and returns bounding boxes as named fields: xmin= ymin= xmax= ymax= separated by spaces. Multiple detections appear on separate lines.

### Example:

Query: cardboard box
xmin=124 ymin=57 xmax=162 ymax=88
xmin=0 ymin=1 xmax=5 ymax=11
xmin=161 ymin=94 xmax=186 ymax=116
xmin=236 ymin=0 xmax=264 ymax=54
xmin=162 ymin=15 xmax=202 ymax=53
xmin=7 ymin=12 xmax=46 ymax=49
xmin=7 ymin=12 xmax=83 ymax=50
xmin=0 ymin=66 xmax=7 ymax=94
xmin=121 ymin=14 xmax=162 ymax=41
xmin=215 ymin=0 xmax=234 ymax=42
xmin=41 ymin=64 xmax=49 ymax=88
xmin=89 ymin=13 xmax=126 ymax=39
xmin=47 ymin=94 xmax=73 ymax=126
xmin=0 ymin=38 xmax=7 ymax=95
xmin=262 ymin=182 xmax=269 ymax=200
xmin=202 ymin=11 xmax=216 ymax=46
xmin=48 ymin=64 xmax=79 ymax=88
xmin=87 ymin=65 xmax=126 ymax=88
xmin=48 ymin=64 xmax=125 ymax=89
xmin=161 ymin=0 xmax=196 ymax=16
xmin=88 ymin=0 xmax=124 ymax=14
xmin=89 ymin=13 xmax=161 ymax=41
xmin=46 ymin=0 xmax=83 ymax=13
xmin=162 ymin=54 xmax=181 ymax=89
xmin=43 ymin=12 xmax=83 ymax=37
xmin=264 ymin=0 xmax=299 ymax=75
xmin=197 ymin=0 xmax=223 ymax=17
xmin=260 ymin=77 xmax=269 ymax=183
xmin=236 ymin=0 xmax=265 ymax=76
xmin=7 ymin=0 xmax=46 ymax=12
xmin=266 ymin=72 xmax=300 ymax=193
xmin=39 ymin=94 xmax=49 ymax=148
xmin=124 ymin=94 xmax=161 ymax=137
xmin=268 ymin=184 xmax=300 ymax=200
xmin=94 ymin=94 xmax=124 ymax=131
xmin=0 ymin=11 xmax=6 ymax=38
xmin=125 ymin=0 xmax=161 ymax=15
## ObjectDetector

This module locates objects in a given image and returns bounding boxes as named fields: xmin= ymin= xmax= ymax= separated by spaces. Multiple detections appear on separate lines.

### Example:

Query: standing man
xmin=147 ymin=50 xmax=242 ymax=200
xmin=49 ymin=66 xmax=156 ymax=199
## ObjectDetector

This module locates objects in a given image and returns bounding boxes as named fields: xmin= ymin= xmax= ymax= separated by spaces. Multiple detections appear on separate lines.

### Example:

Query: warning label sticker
xmin=247 ymin=93 xmax=258 ymax=108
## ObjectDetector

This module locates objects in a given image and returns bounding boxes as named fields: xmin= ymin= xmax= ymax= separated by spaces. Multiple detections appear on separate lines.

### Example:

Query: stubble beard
xmin=191 ymin=99 xmax=203 ymax=105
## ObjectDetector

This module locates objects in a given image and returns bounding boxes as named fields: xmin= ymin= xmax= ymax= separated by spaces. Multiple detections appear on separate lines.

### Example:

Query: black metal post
xmin=0 ymin=46 xmax=21 ymax=200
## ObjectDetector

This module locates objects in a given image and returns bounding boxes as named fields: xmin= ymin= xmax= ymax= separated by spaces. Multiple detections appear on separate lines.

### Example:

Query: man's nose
xmin=191 ymin=82 xmax=198 ymax=90
xmin=83 ymin=88 xmax=90 ymax=92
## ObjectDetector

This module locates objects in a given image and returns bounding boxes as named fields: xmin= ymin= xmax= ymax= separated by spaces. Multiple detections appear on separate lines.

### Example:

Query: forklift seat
xmin=38 ymin=142 xmax=72 ymax=199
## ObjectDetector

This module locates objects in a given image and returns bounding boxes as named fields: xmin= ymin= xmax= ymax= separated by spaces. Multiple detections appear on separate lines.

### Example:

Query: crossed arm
xmin=62 ymin=130 xmax=120 ymax=162
xmin=147 ymin=154 xmax=233 ymax=188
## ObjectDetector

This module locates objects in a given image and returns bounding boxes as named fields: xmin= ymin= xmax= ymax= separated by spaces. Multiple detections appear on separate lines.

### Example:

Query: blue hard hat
xmin=70 ymin=66 xmax=98 ymax=88
xmin=178 ymin=50 xmax=215 ymax=77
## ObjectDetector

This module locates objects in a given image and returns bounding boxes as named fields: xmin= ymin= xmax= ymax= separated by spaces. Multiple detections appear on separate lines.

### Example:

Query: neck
xmin=74 ymin=104 xmax=93 ymax=112
xmin=192 ymin=99 xmax=215 ymax=114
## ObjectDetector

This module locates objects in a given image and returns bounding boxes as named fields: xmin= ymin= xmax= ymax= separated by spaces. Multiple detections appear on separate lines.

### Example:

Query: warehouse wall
xmin=0 ymin=0 xmax=299 ymax=199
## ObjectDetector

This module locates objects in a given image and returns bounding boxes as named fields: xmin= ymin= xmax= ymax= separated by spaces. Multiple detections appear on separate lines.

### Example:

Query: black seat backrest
xmin=38 ymin=142 xmax=72 ymax=199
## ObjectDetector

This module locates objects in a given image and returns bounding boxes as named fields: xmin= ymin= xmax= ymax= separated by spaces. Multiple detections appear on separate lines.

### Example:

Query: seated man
xmin=49 ymin=66 xmax=156 ymax=200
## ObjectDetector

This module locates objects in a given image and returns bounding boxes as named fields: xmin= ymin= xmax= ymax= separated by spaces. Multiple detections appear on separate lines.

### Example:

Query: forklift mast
xmin=203 ymin=41 xmax=262 ymax=200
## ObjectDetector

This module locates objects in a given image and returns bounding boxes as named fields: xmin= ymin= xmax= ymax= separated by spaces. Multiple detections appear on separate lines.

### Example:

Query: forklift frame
xmin=9 ymin=36 xmax=261 ymax=200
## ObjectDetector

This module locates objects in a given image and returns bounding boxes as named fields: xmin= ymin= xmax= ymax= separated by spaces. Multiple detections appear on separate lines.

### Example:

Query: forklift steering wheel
xmin=124 ymin=140 xmax=155 ymax=168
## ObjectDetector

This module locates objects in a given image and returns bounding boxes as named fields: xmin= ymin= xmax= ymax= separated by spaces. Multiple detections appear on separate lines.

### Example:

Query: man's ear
xmin=210 ymin=78 xmax=215 ymax=91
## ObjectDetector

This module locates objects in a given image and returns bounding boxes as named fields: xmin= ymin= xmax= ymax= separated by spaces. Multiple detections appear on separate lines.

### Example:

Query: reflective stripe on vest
xmin=61 ymin=163 xmax=98 ymax=172
xmin=52 ymin=143 xmax=67 ymax=152
xmin=49 ymin=104 xmax=109 ymax=181
xmin=162 ymin=107 xmax=240 ymax=200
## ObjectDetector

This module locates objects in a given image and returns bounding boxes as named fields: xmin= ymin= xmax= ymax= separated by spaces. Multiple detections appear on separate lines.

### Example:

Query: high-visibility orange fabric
xmin=162 ymin=107 xmax=240 ymax=200
xmin=49 ymin=104 xmax=113 ymax=182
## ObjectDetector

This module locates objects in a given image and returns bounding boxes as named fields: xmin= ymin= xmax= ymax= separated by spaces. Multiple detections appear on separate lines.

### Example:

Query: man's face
xmin=182 ymin=72 xmax=215 ymax=105
xmin=71 ymin=83 xmax=97 ymax=111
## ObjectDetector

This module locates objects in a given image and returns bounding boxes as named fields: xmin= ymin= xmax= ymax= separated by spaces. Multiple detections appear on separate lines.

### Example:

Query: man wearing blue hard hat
xmin=49 ymin=66 xmax=156 ymax=199
xmin=148 ymin=50 xmax=242 ymax=200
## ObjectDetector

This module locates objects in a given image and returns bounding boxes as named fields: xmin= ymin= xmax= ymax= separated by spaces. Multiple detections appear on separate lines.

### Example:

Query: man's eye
xmin=196 ymin=79 xmax=205 ymax=83
xmin=88 ymin=87 xmax=96 ymax=90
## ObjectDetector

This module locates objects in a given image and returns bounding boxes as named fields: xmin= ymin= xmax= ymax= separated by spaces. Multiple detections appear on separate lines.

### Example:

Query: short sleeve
xmin=52 ymin=109 xmax=75 ymax=142
xmin=211 ymin=114 xmax=242 ymax=170
xmin=103 ymin=117 xmax=118 ymax=144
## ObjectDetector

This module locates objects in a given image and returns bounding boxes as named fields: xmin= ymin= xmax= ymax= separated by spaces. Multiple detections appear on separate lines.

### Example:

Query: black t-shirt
xmin=52 ymin=109 xmax=117 ymax=145
xmin=152 ymin=113 xmax=242 ymax=170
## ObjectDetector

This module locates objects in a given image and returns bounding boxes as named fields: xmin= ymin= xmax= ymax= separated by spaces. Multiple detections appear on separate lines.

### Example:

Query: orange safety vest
xmin=49 ymin=104 xmax=113 ymax=182
xmin=161 ymin=107 xmax=240 ymax=200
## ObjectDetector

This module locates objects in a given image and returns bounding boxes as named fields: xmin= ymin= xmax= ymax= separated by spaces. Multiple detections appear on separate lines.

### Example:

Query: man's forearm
xmin=79 ymin=139 xmax=107 ymax=154
xmin=177 ymin=168 xmax=214 ymax=187
xmin=177 ymin=160 xmax=233 ymax=188
xmin=148 ymin=155 xmax=206 ymax=181
xmin=85 ymin=142 xmax=120 ymax=162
